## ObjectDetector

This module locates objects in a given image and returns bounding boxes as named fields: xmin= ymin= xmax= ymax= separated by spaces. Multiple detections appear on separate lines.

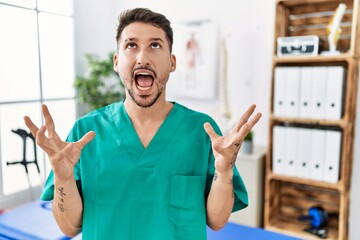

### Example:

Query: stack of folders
xmin=273 ymin=66 xmax=346 ymax=120
xmin=272 ymin=126 xmax=342 ymax=183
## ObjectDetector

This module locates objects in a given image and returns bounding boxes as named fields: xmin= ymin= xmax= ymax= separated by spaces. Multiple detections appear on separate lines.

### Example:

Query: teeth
xmin=137 ymin=85 xmax=151 ymax=90
xmin=137 ymin=72 xmax=151 ymax=76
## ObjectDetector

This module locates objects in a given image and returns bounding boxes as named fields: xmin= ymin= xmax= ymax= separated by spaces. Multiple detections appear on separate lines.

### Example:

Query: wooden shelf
xmin=265 ymin=180 xmax=341 ymax=239
xmin=266 ymin=215 xmax=339 ymax=240
xmin=270 ymin=115 xmax=348 ymax=128
xmin=273 ymin=0 xmax=359 ymax=56
xmin=265 ymin=1 xmax=359 ymax=239
xmin=267 ymin=173 xmax=341 ymax=190
xmin=277 ymin=0 xmax=354 ymax=8
xmin=274 ymin=54 xmax=354 ymax=64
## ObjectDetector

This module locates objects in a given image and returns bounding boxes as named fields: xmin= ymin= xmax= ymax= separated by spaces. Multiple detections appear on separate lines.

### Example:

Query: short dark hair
xmin=116 ymin=8 xmax=173 ymax=52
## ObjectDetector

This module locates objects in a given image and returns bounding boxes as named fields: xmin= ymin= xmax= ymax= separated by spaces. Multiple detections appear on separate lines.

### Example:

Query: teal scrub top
xmin=41 ymin=101 xmax=248 ymax=240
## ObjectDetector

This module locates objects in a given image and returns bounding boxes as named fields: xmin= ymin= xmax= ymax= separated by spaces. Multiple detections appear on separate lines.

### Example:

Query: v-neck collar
xmin=114 ymin=101 xmax=183 ymax=166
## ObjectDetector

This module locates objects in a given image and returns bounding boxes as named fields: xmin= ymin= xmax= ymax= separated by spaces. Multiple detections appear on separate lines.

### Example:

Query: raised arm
xmin=204 ymin=104 xmax=261 ymax=230
xmin=24 ymin=104 xmax=95 ymax=237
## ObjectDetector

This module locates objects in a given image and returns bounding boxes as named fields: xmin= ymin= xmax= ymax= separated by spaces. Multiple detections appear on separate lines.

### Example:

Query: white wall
xmin=73 ymin=0 xmax=120 ymax=116
xmin=74 ymin=1 xmax=359 ymax=239
xmin=74 ymin=0 xmax=117 ymax=71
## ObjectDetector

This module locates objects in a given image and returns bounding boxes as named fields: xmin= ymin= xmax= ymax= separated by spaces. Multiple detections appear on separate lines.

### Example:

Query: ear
xmin=170 ymin=54 xmax=176 ymax=72
xmin=113 ymin=53 xmax=119 ymax=72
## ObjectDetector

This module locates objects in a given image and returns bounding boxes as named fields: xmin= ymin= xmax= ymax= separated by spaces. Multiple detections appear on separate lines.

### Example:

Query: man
xmin=24 ymin=8 xmax=261 ymax=240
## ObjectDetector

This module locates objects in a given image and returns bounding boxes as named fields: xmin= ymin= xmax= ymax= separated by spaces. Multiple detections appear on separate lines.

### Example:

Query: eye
xmin=151 ymin=42 xmax=161 ymax=49
xmin=126 ymin=42 xmax=137 ymax=49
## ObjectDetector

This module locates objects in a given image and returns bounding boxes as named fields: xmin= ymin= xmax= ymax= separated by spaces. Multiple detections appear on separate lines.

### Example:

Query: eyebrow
xmin=124 ymin=38 xmax=137 ymax=42
xmin=150 ymin=38 xmax=165 ymax=43
xmin=123 ymin=37 xmax=165 ymax=43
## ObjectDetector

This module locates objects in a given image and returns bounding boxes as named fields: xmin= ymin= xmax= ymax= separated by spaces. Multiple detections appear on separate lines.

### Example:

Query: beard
xmin=127 ymin=84 xmax=164 ymax=108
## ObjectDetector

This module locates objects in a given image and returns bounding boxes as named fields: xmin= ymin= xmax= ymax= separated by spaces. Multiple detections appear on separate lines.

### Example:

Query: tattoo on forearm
xmin=57 ymin=187 xmax=66 ymax=212
xmin=58 ymin=187 xmax=66 ymax=198
xmin=227 ymin=178 xmax=233 ymax=185
xmin=58 ymin=202 xmax=65 ymax=212
xmin=214 ymin=172 xmax=218 ymax=181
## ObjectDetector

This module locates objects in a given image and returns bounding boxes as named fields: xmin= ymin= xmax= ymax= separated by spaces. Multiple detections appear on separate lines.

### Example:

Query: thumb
xmin=77 ymin=131 xmax=96 ymax=149
xmin=203 ymin=122 xmax=218 ymax=142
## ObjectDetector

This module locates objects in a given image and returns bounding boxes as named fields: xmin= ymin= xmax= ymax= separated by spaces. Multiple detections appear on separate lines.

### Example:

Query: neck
xmin=124 ymin=96 xmax=173 ymax=125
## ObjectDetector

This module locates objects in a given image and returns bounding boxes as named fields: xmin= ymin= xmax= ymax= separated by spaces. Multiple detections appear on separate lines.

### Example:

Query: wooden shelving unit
xmin=264 ymin=0 xmax=360 ymax=239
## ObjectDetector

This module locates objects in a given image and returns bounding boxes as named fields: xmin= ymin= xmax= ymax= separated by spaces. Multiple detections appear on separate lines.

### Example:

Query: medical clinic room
xmin=1 ymin=0 xmax=360 ymax=239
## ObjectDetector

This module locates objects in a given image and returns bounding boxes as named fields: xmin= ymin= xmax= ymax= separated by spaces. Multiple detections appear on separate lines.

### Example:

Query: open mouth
xmin=135 ymin=71 xmax=154 ymax=91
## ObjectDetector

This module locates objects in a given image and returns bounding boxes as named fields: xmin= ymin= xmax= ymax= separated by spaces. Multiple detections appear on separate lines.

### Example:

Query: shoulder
xmin=175 ymin=103 xmax=213 ymax=121
xmin=69 ymin=101 xmax=123 ymax=136
xmin=66 ymin=102 xmax=123 ymax=141
xmin=77 ymin=101 xmax=122 ymax=124
xmin=174 ymin=102 xmax=220 ymax=133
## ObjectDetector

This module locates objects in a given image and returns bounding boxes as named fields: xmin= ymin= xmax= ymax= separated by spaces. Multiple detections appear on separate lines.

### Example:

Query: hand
xmin=204 ymin=104 xmax=262 ymax=174
xmin=24 ymin=104 xmax=95 ymax=182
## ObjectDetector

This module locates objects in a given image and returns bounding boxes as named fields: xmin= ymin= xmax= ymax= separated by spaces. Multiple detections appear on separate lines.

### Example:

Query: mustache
xmin=132 ymin=66 xmax=156 ymax=78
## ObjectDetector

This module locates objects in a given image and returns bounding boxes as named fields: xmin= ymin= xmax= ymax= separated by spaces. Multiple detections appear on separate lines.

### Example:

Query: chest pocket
xmin=169 ymin=175 xmax=207 ymax=227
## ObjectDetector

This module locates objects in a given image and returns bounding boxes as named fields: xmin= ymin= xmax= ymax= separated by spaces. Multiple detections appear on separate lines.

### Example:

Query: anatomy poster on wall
xmin=169 ymin=20 xmax=218 ymax=99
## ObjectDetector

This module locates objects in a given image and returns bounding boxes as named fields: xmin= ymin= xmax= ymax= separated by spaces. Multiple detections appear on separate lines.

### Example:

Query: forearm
xmin=206 ymin=170 xmax=234 ymax=230
xmin=53 ymin=175 xmax=83 ymax=237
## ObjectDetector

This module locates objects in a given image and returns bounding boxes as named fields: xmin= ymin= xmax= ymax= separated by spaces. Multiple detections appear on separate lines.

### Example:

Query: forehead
xmin=119 ymin=22 xmax=167 ymax=43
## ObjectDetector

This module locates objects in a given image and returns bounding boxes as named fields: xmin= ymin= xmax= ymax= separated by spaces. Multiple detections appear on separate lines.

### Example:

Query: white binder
xmin=325 ymin=66 xmax=345 ymax=120
xmin=299 ymin=67 xmax=313 ymax=119
xmin=284 ymin=67 xmax=301 ymax=118
xmin=310 ymin=129 xmax=326 ymax=181
xmin=311 ymin=67 xmax=327 ymax=119
xmin=284 ymin=127 xmax=298 ymax=176
xmin=272 ymin=126 xmax=286 ymax=175
xmin=296 ymin=128 xmax=312 ymax=179
xmin=323 ymin=130 xmax=342 ymax=183
xmin=273 ymin=67 xmax=287 ymax=117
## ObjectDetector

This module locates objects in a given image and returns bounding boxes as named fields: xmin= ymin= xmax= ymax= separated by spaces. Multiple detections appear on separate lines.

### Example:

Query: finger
xmin=35 ymin=125 xmax=56 ymax=155
xmin=24 ymin=118 xmax=53 ymax=153
xmin=235 ymin=112 xmax=262 ymax=143
xmin=77 ymin=131 xmax=96 ymax=149
xmin=235 ymin=104 xmax=256 ymax=132
xmin=42 ymin=104 xmax=56 ymax=137
xmin=203 ymin=122 xmax=219 ymax=142
xmin=36 ymin=125 xmax=48 ymax=145
xmin=24 ymin=116 xmax=40 ymax=138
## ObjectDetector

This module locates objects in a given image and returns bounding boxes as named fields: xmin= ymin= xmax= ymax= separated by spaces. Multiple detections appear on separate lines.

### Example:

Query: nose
xmin=136 ymin=49 xmax=150 ymax=66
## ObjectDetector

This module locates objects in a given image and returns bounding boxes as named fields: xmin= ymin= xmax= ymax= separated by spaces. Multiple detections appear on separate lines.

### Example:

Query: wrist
xmin=213 ymin=170 xmax=233 ymax=184
xmin=54 ymin=173 xmax=76 ymax=186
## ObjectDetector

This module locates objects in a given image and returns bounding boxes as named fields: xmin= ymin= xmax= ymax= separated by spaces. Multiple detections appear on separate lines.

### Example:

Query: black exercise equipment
xmin=6 ymin=128 xmax=40 ymax=199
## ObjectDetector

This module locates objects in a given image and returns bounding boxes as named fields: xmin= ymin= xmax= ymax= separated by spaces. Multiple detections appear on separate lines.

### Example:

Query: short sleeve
xmin=40 ymin=123 xmax=82 ymax=201
xmin=205 ymin=120 xmax=248 ymax=212
xmin=231 ymin=166 xmax=248 ymax=211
